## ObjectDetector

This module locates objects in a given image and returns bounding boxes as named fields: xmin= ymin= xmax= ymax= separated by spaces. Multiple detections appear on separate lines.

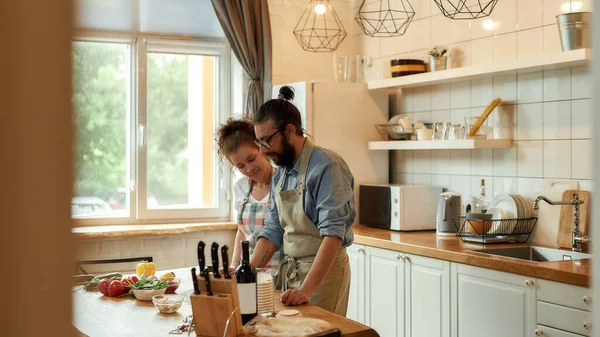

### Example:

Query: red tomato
xmin=122 ymin=278 xmax=134 ymax=293
xmin=97 ymin=279 xmax=110 ymax=296
xmin=130 ymin=276 xmax=139 ymax=283
xmin=108 ymin=280 xmax=124 ymax=297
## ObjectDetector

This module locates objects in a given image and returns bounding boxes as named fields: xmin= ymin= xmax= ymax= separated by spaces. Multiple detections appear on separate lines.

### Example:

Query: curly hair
xmin=216 ymin=117 xmax=258 ymax=162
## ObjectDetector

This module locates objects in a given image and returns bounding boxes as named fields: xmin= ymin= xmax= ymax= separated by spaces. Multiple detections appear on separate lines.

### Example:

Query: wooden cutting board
xmin=557 ymin=190 xmax=591 ymax=249
xmin=533 ymin=179 xmax=579 ymax=246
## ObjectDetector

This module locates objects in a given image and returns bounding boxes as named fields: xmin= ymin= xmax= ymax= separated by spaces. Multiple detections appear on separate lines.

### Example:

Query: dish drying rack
xmin=375 ymin=124 xmax=414 ymax=141
xmin=452 ymin=216 xmax=538 ymax=243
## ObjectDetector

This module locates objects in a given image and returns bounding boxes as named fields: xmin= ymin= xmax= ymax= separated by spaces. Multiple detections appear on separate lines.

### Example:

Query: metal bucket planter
xmin=556 ymin=12 xmax=591 ymax=51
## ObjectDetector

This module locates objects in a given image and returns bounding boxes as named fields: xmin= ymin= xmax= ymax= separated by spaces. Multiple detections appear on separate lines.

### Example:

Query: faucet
xmin=533 ymin=193 xmax=589 ymax=253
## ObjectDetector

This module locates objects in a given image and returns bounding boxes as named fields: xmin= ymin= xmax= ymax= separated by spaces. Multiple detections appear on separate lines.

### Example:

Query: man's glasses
xmin=254 ymin=129 xmax=282 ymax=149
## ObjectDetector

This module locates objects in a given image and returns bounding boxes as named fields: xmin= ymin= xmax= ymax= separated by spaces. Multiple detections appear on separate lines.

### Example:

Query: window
xmin=72 ymin=36 xmax=230 ymax=224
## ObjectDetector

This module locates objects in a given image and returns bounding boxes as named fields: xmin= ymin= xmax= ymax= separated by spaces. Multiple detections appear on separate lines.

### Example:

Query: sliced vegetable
xmin=159 ymin=271 xmax=175 ymax=282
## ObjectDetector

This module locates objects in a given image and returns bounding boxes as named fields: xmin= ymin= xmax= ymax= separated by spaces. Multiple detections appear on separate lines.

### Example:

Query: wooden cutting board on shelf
xmin=557 ymin=190 xmax=591 ymax=249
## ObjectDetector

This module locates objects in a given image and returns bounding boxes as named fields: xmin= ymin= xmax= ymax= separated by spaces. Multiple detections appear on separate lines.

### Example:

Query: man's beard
xmin=267 ymin=137 xmax=296 ymax=169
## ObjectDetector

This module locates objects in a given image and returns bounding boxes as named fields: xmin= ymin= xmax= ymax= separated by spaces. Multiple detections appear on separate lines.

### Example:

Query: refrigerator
xmin=272 ymin=81 xmax=389 ymax=219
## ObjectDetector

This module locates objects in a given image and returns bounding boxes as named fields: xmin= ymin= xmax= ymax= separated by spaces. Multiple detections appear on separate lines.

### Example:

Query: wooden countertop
xmin=353 ymin=225 xmax=591 ymax=287
xmin=72 ymin=222 xmax=238 ymax=239
xmin=73 ymin=268 xmax=377 ymax=337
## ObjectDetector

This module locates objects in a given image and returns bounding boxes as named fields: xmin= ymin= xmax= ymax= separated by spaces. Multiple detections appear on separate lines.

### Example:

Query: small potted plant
xmin=428 ymin=46 xmax=448 ymax=72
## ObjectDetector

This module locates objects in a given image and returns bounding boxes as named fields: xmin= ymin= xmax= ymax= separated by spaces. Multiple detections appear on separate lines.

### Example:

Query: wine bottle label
xmin=237 ymin=283 xmax=257 ymax=314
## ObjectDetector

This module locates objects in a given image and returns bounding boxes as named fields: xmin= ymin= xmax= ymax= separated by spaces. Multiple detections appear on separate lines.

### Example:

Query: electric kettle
xmin=436 ymin=192 xmax=462 ymax=236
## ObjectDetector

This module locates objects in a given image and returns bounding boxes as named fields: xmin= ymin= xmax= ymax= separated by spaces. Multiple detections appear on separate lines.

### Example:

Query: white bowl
xmin=132 ymin=288 xmax=166 ymax=301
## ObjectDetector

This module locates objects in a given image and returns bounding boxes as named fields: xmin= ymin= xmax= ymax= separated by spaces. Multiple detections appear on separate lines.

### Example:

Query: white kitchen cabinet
xmin=451 ymin=263 xmax=536 ymax=337
xmin=536 ymin=279 xmax=592 ymax=336
xmin=405 ymin=254 xmax=450 ymax=337
xmin=536 ymin=325 xmax=587 ymax=337
xmin=365 ymin=247 xmax=450 ymax=337
xmin=346 ymin=244 xmax=366 ymax=324
xmin=365 ymin=246 xmax=405 ymax=337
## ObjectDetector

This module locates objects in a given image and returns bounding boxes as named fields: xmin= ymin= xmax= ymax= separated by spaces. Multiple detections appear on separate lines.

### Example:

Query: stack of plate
xmin=257 ymin=272 xmax=275 ymax=314
xmin=487 ymin=193 xmax=531 ymax=234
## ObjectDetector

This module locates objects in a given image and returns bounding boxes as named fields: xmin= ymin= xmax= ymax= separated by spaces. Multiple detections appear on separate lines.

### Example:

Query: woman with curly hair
xmin=216 ymin=117 xmax=282 ymax=275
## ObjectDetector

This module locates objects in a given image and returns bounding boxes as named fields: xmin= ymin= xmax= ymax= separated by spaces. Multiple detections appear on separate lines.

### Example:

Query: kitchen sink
xmin=470 ymin=246 xmax=592 ymax=263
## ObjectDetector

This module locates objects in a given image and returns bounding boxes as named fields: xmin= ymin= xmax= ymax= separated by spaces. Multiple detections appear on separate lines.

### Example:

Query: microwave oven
xmin=358 ymin=184 xmax=443 ymax=231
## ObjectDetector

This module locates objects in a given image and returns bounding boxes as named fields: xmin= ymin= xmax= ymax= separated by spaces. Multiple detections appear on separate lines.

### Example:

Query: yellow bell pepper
xmin=136 ymin=262 xmax=156 ymax=277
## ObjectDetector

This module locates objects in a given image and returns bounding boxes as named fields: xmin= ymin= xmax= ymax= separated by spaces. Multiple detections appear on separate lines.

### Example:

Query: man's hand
xmin=280 ymin=288 xmax=312 ymax=306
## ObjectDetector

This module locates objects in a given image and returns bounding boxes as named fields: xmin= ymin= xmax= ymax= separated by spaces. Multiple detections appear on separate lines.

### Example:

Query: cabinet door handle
xmin=525 ymin=280 xmax=534 ymax=287
xmin=534 ymin=328 xmax=543 ymax=336
xmin=583 ymin=295 xmax=591 ymax=304
xmin=357 ymin=248 xmax=364 ymax=254
xmin=584 ymin=321 xmax=591 ymax=329
xmin=396 ymin=254 xmax=402 ymax=261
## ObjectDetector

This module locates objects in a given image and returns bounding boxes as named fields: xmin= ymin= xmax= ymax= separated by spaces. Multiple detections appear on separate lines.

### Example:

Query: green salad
xmin=130 ymin=279 xmax=168 ymax=290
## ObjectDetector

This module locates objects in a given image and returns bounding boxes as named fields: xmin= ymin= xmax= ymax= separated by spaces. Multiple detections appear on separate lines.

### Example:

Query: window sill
xmin=72 ymin=222 xmax=238 ymax=240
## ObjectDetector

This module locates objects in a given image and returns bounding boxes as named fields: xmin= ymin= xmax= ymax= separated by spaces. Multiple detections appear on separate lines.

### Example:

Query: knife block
xmin=191 ymin=273 xmax=242 ymax=337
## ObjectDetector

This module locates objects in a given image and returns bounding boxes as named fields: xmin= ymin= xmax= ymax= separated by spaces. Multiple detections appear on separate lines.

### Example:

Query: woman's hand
xmin=280 ymin=288 xmax=312 ymax=306
xmin=219 ymin=265 xmax=237 ymax=276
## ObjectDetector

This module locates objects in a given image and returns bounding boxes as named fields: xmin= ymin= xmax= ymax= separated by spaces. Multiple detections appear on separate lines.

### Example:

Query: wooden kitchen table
xmin=73 ymin=268 xmax=377 ymax=337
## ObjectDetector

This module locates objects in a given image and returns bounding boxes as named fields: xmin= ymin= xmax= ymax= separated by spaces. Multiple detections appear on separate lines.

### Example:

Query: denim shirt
xmin=257 ymin=142 xmax=356 ymax=250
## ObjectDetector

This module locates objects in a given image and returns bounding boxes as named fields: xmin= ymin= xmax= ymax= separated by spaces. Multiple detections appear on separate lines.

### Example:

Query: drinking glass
xmin=465 ymin=116 xmax=490 ymax=139
xmin=256 ymin=268 xmax=275 ymax=314
xmin=333 ymin=54 xmax=350 ymax=82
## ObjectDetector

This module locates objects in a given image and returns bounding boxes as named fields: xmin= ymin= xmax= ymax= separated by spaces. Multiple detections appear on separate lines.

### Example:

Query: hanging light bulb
xmin=314 ymin=1 xmax=327 ymax=15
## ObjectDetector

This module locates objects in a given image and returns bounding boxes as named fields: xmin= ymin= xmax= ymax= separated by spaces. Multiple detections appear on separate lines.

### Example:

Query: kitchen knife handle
xmin=191 ymin=267 xmax=200 ymax=295
xmin=221 ymin=245 xmax=231 ymax=279
xmin=197 ymin=241 xmax=206 ymax=272
xmin=203 ymin=268 xmax=213 ymax=296
xmin=211 ymin=242 xmax=221 ymax=278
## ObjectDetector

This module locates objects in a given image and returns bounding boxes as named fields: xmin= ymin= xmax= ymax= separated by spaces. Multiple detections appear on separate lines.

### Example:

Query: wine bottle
xmin=235 ymin=240 xmax=257 ymax=324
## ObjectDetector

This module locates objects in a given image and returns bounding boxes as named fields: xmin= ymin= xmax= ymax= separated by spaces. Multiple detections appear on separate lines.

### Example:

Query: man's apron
xmin=273 ymin=138 xmax=350 ymax=316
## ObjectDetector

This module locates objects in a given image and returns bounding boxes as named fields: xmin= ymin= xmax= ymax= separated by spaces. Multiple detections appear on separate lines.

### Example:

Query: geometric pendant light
xmin=355 ymin=0 xmax=416 ymax=37
xmin=433 ymin=0 xmax=499 ymax=20
xmin=293 ymin=0 xmax=347 ymax=52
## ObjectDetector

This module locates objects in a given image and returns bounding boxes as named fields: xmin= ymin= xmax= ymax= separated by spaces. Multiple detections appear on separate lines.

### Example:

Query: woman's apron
xmin=236 ymin=179 xmax=283 ymax=272
xmin=274 ymin=138 xmax=351 ymax=316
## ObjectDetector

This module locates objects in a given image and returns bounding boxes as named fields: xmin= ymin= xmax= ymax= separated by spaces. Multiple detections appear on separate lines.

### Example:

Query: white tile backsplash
xmin=544 ymin=140 xmax=572 ymax=178
xmin=413 ymin=173 xmax=432 ymax=186
xmin=431 ymin=174 xmax=451 ymax=189
xmin=450 ymin=81 xmax=471 ymax=109
xmin=471 ymin=38 xmax=494 ymax=67
xmin=517 ymin=0 xmax=543 ymax=30
xmin=572 ymin=140 xmax=593 ymax=179
xmin=517 ymin=141 xmax=544 ymax=178
xmin=413 ymin=18 xmax=431 ymax=51
xmin=413 ymin=86 xmax=431 ymax=112
xmin=571 ymin=99 xmax=593 ymax=139
xmin=493 ymin=0 xmax=517 ymax=34
xmin=543 ymin=24 xmax=563 ymax=55
xmin=431 ymin=109 xmax=451 ymax=123
xmin=571 ymin=67 xmax=593 ymax=99
xmin=431 ymin=14 xmax=451 ymax=46
xmin=543 ymin=68 xmax=571 ymax=101
xmin=430 ymin=84 xmax=451 ymax=110
xmin=517 ymin=72 xmax=543 ymax=104
xmin=471 ymin=18 xmax=493 ymax=40
xmin=471 ymin=78 xmax=494 ymax=107
xmin=450 ymin=150 xmax=471 ymax=175
xmin=471 ymin=149 xmax=494 ymax=176
xmin=493 ymin=74 xmax=517 ymax=104
xmin=494 ymin=177 xmax=518 ymax=195
xmin=517 ymin=178 xmax=544 ymax=199
xmin=517 ymin=103 xmax=544 ymax=140
xmin=493 ymin=33 xmax=517 ymax=62
xmin=450 ymin=175 xmax=473 ymax=204
xmin=450 ymin=18 xmax=471 ymax=43
xmin=543 ymin=0 xmax=567 ymax=25
xmin=493 ymin=147 xmax=518 ymax=177
xmin=543 ymin=101 xmax=571 ymax=139
xmin=413 ymin=150 xmax=432 ymax=174
xmin=517 ymin=28 xmax=543 ymax=60
xmin=431 ymin=150 xmax=450 ymax=174
xmin=449 ymin=41 xmax=472 ymax=68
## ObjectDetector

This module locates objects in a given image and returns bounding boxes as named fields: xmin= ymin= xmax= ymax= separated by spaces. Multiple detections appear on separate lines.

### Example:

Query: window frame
xmin=72 ymin=29 xmax=232 ymax=226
